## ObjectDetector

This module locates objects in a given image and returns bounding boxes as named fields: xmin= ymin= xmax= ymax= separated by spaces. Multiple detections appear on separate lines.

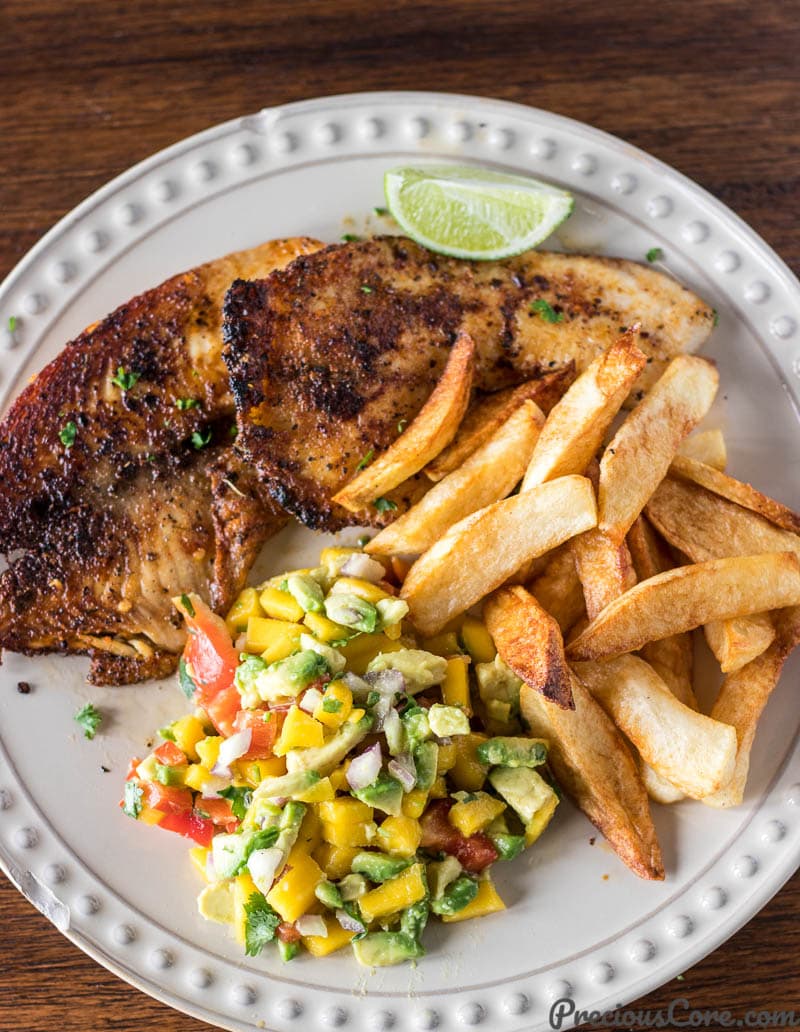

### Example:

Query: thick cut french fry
xmin=703 ymin=607 xmax=800 ymax=807
xmin=597 ymin=355 xmax=719 ymax=544
xmin=484 ymin=585 xmax=574 ymax=709
xmin=669 ymin=454 xmax=800 ymax=535
xmin=528 ymin=544 xmax=586 ymax=634
xmin=366 ymin=401 xmax=544 ymax=557
xmin=521 ymin=332 xmax=647 ymax=490
xmin=520 ymin=678 xmax=664 ymax=880
xmin=676 ymin=428 xmax=727 ymax=470
xmin=568 ymin=553 xmax=800 ymax=662
xmin=571 ymin=529 xmax=637 ymax=620
xmin=401 ymin=475 xmax=597 ymax=637
xmin=332 ymin=331 xmax=475 ymax=512
xmin=645 ymin=478 xmax=800 ymax=563
xmin=640 ymin=762 xmax=686 ymax=805
xmin=425 ymin=366 xmax=574 ymax=481
xmin=704 ymin=613 xmax=776 ymax=674
xmin=573 ymin=655 xmax=737 ymax=799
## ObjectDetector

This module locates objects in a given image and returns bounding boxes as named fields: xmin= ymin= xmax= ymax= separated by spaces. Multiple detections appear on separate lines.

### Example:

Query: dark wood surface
xmin=1 ymin=1 xmax=798 ymax=1029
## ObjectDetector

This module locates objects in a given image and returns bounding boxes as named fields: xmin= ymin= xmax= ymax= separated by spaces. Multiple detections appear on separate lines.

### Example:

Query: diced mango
xmin=195 ymin=736 xmax=223 ymax=770
xmin=401 ymin=789 xmax=428 ymax=819
xmin=266 ymin=848 xmax=324 ymax=922
xmin=303 ymin=610 xmax=350 ymax=643
xmin=274 ymin=707 xmax=325 ymax=755
xmin=302 ymin=916 xmax=356 ymax=956
xmin=359 ymin=862 xmax=427 ymax=922
xmin=319 ymin=797 xmax=373 ymax=825
xmin=436 ymin=741 xmax=458 ymax=775
xmin=234 ymin=756 xmax=287 ymax=787
xmin=390 ymin=555 xmax=413 ymax=583
xmin=422 ymin=631 xmax=461 ymax=657
xmin=313 ymin=842 xmax=360 ymax=880
xmin=295 ymin=807 xmax=324 ymax=854
xmin=377 ymin=815 xmax=422 ymax=857
xmin=347 ymin=708 xmax=366 ymax=724
xmin=320 ymin=821 xmax=376 ymax=848
xmin=328 ymin=763 xmax=349 ymax=792
xmin=198 ymin=881 xmax=237 ymax=925
xmin=442 ymin=655 xmax=472 ymax=715
xmin=189 ymin=846 xmax=211 ymax=882
xmin=295 ymin=776 xmax=335 ymax=804
xmin=171 ymin=715 xmax=206 ymax=762
xmin=450 ymin=733 xmax=489 ymax=792
xmin=233 ymin=871 xmax=259 ymax=944
xmin=383 ymin=620 xmax=403 ymax=641
xmin=259 ymin=586 xmax=305 ymax=623
xmin=226 ymin=586 xmax=264 ymax=635
xmin=460 ymin=617 xmax=497 ymax=664
xmin=314 ymin=681 xmax=353 ymax=729
xmin=332 ymin=577 xmax=392 ymax=604
xmin=245 ymin=616 xmax=303 ymax=661
xmin=138 ymin=806 xmax=164 ymax=826
xmin=320 ymin=546 xmax=360 ymax=577
xmin=441 ymin=878 xmax=505 ymax=923
xmin=448 ymin=793 xmax=507 ymax=837
xmin=339 ymin=633 xmax=405 ymax=675
xmin=428 ymin=776 xmax=448 ymax=799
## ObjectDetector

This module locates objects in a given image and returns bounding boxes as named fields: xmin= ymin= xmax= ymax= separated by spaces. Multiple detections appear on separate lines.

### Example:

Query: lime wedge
xmin=383 ymin=165 xmax=574 ymax=261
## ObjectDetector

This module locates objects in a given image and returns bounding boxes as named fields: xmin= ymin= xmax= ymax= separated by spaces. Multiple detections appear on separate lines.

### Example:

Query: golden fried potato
xmin=571 ymin=529 xmax=637 ymax=621
xmin=675 ymin=428 xmax=727 ymax=470
xmin=528 ymin=544 xmax=586 ymax=634
xmin=704 ymin=613 xmax=776 ymax=674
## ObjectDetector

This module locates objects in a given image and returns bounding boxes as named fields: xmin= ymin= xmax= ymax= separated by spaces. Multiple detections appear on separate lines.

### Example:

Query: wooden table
xmin=1 ymin=1 xmax=798 ymax=1029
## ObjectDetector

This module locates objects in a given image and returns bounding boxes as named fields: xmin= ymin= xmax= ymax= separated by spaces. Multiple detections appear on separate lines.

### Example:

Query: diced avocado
xmin=287 ymin=573 xmax=324 ymax=613
xmin=285 ymin=717 xmax=373 ymax=776
xmin=376 ymin=597 xmax=409 ymax=628
xmin=278 ymin=939 xmax=301 ymax=962
xmin=352 ymin=773 xmax=404 ymax=816
xmin=428 ymin=704 xmax=470 ymax=738
xmin=339 ymin=873 xmax=369 ymax=900
xmin=351 ymin=852 xmax=413 ymax=883
xmin=234 ymin=654 xmax=269 ymax=708
xmin=413 ymin=741 xmax=438 ymax=792
xmin=135 ymin=754 xmax=159 ymax=781
xmin=324 ymin=593 xmax=379 ymax=633
xmin=488 ymin=766 xmax=559 ymax=845
xmin=401 ymin=706 xmax=431 ymax=749
xmin=430 ymin=875 xmax=478 ymax=916
xmin=314 ymin=879 xmax=344 ymax=909
xmin=154 ymin=763 xmax=185 ymax=787
xmin=476 ymin=736 xmax=548 ymax=768
xmin=383 ymin=709 xmax=406 ymax=756
xmin=367 ymin=649 xmax=448 ymax=693
xmin=251 ymin=769 xmax=320 ymax=806
xmin=254 ymin=650 xmax=329 ymax=703
xmin=491 ymin=832 xmax=526 ymax=862
xmin=241 ymin=797 xmax=282 ymax=833
xmin=400 ymin=900 xmax=429 ymax=940
xmin=475 ymin=656 xmax=522 ymax=712
xmin=428 ymin=856 xmax=462 ymax=899
xmin=299 ymin=632 xmax=346 ymax=673
xmin=212 ymin=825 xmax=280 ymax=880
xmin=353 ymin=931 xmax=424 ymax=967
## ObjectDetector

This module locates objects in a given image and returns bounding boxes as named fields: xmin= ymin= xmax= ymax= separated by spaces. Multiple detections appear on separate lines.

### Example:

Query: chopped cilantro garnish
xmin=111 ymin=366 xmax=141 ymax=391
xmin=397 ymin=418 xmax=407 ymax=434
xmin=229 ymin=423 xmax=238 ymax=438
xmin=176 ymin=397 xmax=200 ymax=410
xmin=191 ymin=428 xmax=212 ymax=450
xmin=356 ymin=448 xmax=374 ymax=471
xmin=178 ymin=656 xmax=197 ymax=699
xmin=373 ymin=206 xmax=389 ymax=216
xmin=158 ymin=724 xmax=177 ymax=742
xmin=122 ymin=780 xmax=143 ymax=819
xmin=341 ymin=233 xmax=361 ymax=242
xmin=179 ymin=594 xmax=196 ymax=618
xmin=75 ymin=702 xmax=101 ymax=740
xmin=59 ymin=421 xmax=77 ymax=448
xmin=244 ymin=892 xmax=281 ymax=956
xmin=356 ymin=534 xmax=371 ymax=547
xmin=366 ymin=690 xmax=381 ymax=708
xmin=529 ymin=299 xmax=563 ymax=323
xmin=712 ymin=308 xmax=719 ymax=326
xmin=646 ymin=247 xmax=664 ymax=263
xmin=7 ymin=315 xmax=17 ymax=333
xmin=219 ymin=785 xmax=253 ymax=821
xmin=193 ymin=807 xmax=210 ymax=819
xmin=322 ymin=697 xmax=343 ymax=713
xmin=360 ymin=284 xmax=373 ymax=294
xmin=329 ymin=637 xmax=353 ymax=648
xmin=374 ymin=497 xmax=397 ymax=512
xmin=279 ymin=578 xmax=289 ymax=592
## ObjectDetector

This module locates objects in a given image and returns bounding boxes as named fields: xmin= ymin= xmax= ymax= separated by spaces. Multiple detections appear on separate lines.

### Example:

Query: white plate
xmin=1 ymin=91 xmax=799 ymax=1032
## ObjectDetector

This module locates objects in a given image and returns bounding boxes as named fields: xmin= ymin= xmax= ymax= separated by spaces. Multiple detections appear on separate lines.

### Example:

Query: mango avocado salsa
xmin=122 ymin=545 xmax=559 ymax=965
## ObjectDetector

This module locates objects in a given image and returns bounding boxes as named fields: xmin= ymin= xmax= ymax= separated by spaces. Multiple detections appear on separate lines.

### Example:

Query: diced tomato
xmin=420 ymin=799 xmax=499 ymax=872
xmin=179 ymin=593 xmax=241 ymax=736
xmin=277 ymin=921 xmax=302 ymax=944
xmin=154 ymin=741 xmax=187 ymax=767
xmin=159 ymin=811 xmax=215 ymax=846
xmin=233 ymin=708 xmax=284 ymax=760
xmin=143 ymin=781 xmax=194 ymax=815
xmin=201 ymin=797 xmax=238 ymax=830
xmin=125 ymin=757 xmax=142 ymax=781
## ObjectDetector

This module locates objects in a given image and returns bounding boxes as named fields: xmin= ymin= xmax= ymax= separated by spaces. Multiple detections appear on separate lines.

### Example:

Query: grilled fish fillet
xmin=224 ymin=236 xmax=714 ymax=531
xmin=0 ymin=237 xmax=320 ymax=684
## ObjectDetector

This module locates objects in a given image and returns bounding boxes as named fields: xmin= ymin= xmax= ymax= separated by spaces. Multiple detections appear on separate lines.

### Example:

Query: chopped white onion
xmin=217 ymin=728 xmax=252 ymax=767
xmin=205 ymin=852 xmax=217 ymax=881
xmin=342 ymin=671 xmax=372 ymax=696
xmin=339 ymin=553 xmax=386 ymax=583
xmin=299 ymin=687 xmax=324 ymax=713
xmin=382 ymin=707 xmax=403 ymax=755
xmin=371 ymin=692 xmax=394 ymax=731
xmin=388 ymin=753 xmax=417 ymax=792
xmin=295 ymin=914 xmax=328 ymax=938
xmin=203 ymin=772 xmax=230 ymax=792
xmin=336 ymin=908 xmax=366 ymax=934
xmin=247 ymin=847 xmax=285 ymax=895
xmin=365 ymin=668 xmax=406 ymax=694
xmin=346 ymin=742 xmax=382 ymax=791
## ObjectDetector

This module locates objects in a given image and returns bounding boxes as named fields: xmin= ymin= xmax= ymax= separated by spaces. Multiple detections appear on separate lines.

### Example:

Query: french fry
xmin=640 ymin=762 xmax=686 ymax=805
xmin=597 ymin=355 xmax=719 ymax=544
xmin=676 ymin=428 xmax=727 ymax=470
xmin=704 ymin=613 xmax=776 ymax=674
xmin=567 ymin=553 xmax=800 ymax=662
xmin=645 ymin=478 xmax=800 ymax=564
xmin=520 ymin=678 xmax=664 ymax=880
xmin=484 ymin=585 xmax=574 ymax=709
xmin=571 ymin=529 xmax=636 ymax=620
xmin=401 ymin=475 xmax=597 ymax=636
xmin=703 ymin=607 xmax=800 ymax=808
xmin=528 ymin=544 xmax=586 ymax=634
xmin=425 ymin=365 xmax=574 ymax=481
xmin=332 ymin=331 xmax=475 ymax=512
xmin=521 ymin=332 xmax=647 ymax=490
xmin=572 ymin=656 xmax=737 ymax=799
xmin=366 ymin=401 xmax=544 ymax=556
xmin=669 ymin=454 xmax=800 ymax=535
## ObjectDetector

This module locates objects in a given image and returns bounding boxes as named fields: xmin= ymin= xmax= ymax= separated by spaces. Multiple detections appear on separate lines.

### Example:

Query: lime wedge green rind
xmin=384 ymin=165 xmax=574 ymax=261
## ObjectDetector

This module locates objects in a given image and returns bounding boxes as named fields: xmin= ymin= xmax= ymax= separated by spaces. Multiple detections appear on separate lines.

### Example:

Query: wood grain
xmin=0 ymin=0 xmax=798 ymax=1029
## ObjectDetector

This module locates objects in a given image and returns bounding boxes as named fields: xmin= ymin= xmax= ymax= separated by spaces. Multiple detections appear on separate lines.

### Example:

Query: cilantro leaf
xmin=712 ymin=308 xmax=719 ymax=327
xmin=111 ymin=366 xmax=141 ymax=391
xmin=646 ymin=247 xmax=664 ymax=263
xmin=373 ymin=206 xmax=389 ymax=216
xmin=179 ymin=594 xmax=196 ymax=618
xmin=360 ymin=284 xmax=373 ymax=294
xmin=191 ymin=428 xmax=212 ymax=450
xmin=244 ymin=892 xmax=281 ymax=956
xmin=374 ymin=497 xmax=397 ymax=512
xmin=176 ymin=397 xmax=200 ymax=410
xmin=123 ymin=780 xmax=144 ymax=819
xmin=59 ymin=421 xmax=77 ymax=448
xmin=356 ymin=448 xmax=374 ymax=471
xmin=75 ymin=702 xmax=101 ymax=740
xmin=219 ymin=785 xmax=254 ymax=821
xmin=7 ymin=315 xmax=17 ymax=333
xmin=529 ymin=299 xmax=563 ymax=323
xmin=229 ymin=423 xmax=238 ymax=438
xmin=178 ymin=656 xmax=197 ymax=699
xmin=322 ymin=697 xmax=343 ymax=713
xmin=341 ymin=233 xmax=361 ymax=242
